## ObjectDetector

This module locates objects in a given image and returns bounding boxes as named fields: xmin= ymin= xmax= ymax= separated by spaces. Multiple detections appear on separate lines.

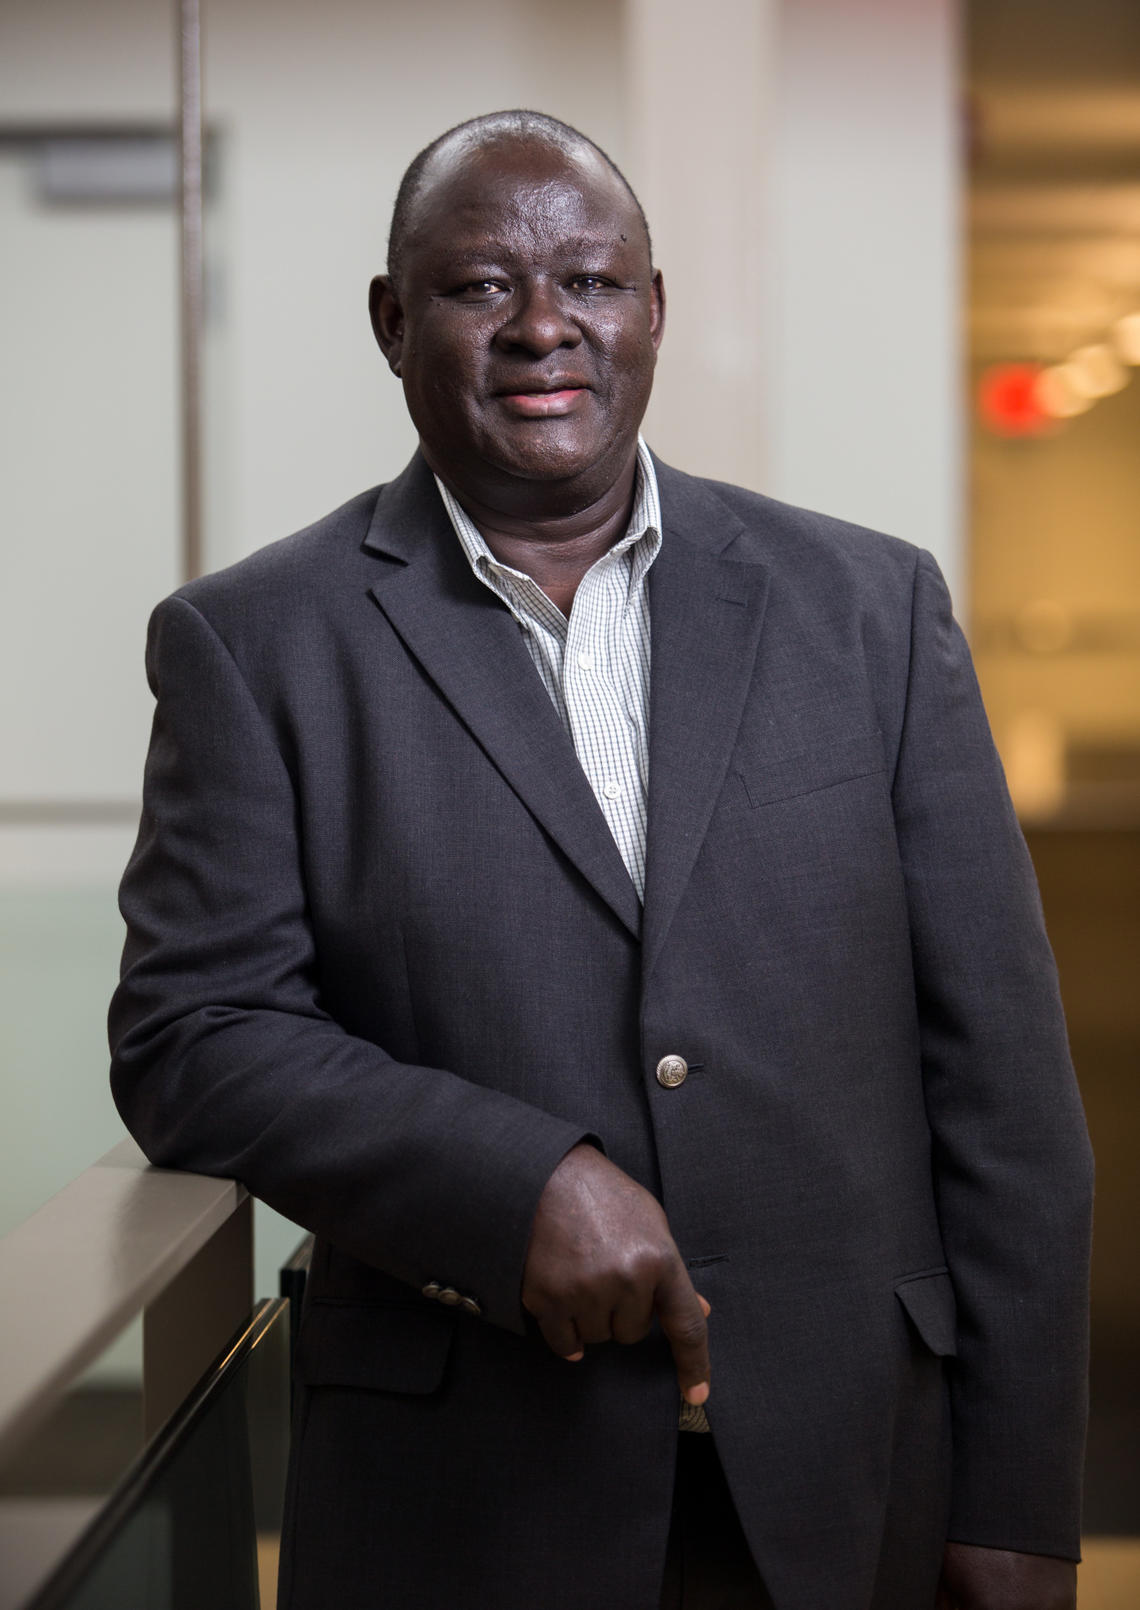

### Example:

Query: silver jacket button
xmin=437 ymin=1286 xmax=462 ymax=1305
xmin=422 ymin=1281 xmax=442 ymax=1300
xmin=656 ymin=1054 xmax=689 ymax=1089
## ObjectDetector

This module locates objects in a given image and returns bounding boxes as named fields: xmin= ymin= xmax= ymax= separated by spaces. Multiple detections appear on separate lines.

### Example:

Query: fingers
xmin=528 ymin=1275 xmax=708 ymax=1378
xmin=526 ymin=1302 xmax=584 ymax=1362
xmin=575 ymin=1275 xmax=710 ymax=1350
xmin=655 ymin=1262 xmax=712 ymax=1405
xmin=526 ymin=1284 xmax=711 ymax=1368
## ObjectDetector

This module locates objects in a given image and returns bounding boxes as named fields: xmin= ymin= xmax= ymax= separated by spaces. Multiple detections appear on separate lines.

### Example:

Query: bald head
xmin=386 ymin=110 xmax=652 ymax=291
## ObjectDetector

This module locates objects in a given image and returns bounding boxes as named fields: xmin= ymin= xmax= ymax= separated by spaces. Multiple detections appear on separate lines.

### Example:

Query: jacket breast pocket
xmin=894 ymin=1268 xmax=958 ymax=1358
xmin=738 ymin=730 xmax=886 ymax=809
xmin=295 ymin=1299 xmax=457 ymax=1395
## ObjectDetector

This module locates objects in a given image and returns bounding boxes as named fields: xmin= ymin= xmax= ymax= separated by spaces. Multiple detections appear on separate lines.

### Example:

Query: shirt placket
xmin=564 ymin=555 xmax=644 ymax=894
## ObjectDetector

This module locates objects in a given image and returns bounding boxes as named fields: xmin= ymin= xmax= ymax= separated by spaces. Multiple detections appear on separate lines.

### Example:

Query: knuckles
xmin=610 ymin=1242 xmax=672 ymax=1292
xmin=523 ymin=1241 xmax=678 ymax=1317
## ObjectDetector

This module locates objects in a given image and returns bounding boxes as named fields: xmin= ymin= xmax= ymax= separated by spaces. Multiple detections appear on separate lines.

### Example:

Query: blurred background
xmin=0 ymin=0 xmax=1136 ymax=1603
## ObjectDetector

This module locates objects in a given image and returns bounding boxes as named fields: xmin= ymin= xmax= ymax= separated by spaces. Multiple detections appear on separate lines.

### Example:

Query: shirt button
xmin=576 ymin=650 xmax=595 ymax=670
xmin=656 ymin=1055 xmax=689 ymax=1089
xmin=603 ymin=780 xmax=621 ymax=800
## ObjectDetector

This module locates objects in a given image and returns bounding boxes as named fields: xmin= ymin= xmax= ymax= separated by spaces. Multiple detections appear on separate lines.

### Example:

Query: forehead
xmin=405 ymin=138 xmax=645 ymax=263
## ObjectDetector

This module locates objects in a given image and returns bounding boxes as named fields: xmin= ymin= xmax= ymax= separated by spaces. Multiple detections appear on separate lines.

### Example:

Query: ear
xmin=649 ymin=269 xmax=666 ymax=352
xmin=369 ymin=275 xmax=404 ymax=376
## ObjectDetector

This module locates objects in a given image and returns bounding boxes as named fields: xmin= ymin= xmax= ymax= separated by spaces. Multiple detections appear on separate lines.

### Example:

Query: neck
xmin=442 ymin=452 xmax=640 ymax=614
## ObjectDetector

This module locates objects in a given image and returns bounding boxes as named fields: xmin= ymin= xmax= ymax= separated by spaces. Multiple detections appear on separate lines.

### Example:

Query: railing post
xmin=143 ymin=1194 xmax=252 ymax=1439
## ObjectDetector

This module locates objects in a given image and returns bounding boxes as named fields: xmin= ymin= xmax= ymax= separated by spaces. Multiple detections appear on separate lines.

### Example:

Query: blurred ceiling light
xmin=1065 ymin=342 xmax=1128 ymax=398
xmin=970 ymin=182 xmax=1140 ymax=237
xmin=1033 ymin=365 xmax=1093 ymax=420
xmin=1113 ymin=312 xmax=1140 ymax=365
xmin=977 ymin=363 xmax=1052 ymax=436
xmin=977 ymin=90 xmax=1140 ymax=156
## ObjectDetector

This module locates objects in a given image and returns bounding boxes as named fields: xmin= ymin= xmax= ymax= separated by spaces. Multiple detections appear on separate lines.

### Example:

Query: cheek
xmin=404 ymin=344 xmax=472 ymax=414
xmin=610 ymin=338 xmax=657 ymax=406
xmin=406 ymin=320 xmax=480 ymax=381
xmin=600 ymin=315 xmax=658 ymax=373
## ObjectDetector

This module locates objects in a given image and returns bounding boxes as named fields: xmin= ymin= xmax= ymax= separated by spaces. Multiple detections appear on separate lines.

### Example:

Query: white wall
xmin=0 ymin=154 xmax=180 ymax=810
xmin=625 ymin=0 xmax=961 ymax=599
xmin=203 ymin=0 xmax=627 ymax=565
xmin=766 ymin=0 xmax=963 ymax=602
xmin=625 ymin=0 xmax=776 ymax=490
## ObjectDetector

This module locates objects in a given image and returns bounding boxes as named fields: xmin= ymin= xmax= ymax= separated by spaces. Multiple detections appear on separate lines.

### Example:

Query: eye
xmin=570 ymin=275 xmax=611 ymax=293
xmin=453 ymin=279 xmax=507 ymax=300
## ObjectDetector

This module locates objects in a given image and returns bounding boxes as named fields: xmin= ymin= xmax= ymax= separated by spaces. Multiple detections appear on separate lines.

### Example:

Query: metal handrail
xmin=0 ymin=1137 xmax=251 ymax=1469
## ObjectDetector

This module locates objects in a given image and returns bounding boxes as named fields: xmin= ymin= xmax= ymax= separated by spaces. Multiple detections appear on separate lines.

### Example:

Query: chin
xmin=490 ymin=422 xmax=633 ymax=486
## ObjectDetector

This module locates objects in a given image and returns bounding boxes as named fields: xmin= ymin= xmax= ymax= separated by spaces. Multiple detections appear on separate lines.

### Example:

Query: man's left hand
xmin=937 ymin=1543 xmax=1076 ymax=1610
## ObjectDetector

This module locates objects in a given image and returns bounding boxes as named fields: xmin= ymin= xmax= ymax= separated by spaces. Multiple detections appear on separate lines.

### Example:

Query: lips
xmin=493 ymin=378 xmax=589 ymax=396
xmin=494 ymin=380 xmax=590 ymax=418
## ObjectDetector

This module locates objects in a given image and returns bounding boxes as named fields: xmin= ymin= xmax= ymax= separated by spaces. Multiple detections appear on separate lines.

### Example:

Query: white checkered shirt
xmin=434 ymin=438 xmax=661 ymax=902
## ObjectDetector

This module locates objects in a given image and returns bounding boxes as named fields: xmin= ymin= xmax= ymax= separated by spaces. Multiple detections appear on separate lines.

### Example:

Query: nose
xmin=494 ymin=280 xmax=581 ymax=357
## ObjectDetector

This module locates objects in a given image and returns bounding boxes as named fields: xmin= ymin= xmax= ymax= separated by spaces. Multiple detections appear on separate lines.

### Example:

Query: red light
xmin=977 ymin=363 xmax=1052 ymax=437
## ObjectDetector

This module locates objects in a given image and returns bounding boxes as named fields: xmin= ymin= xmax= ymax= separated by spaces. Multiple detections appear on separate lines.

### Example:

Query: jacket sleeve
xmin=108 ymin=593 xmax=591 ymax=1332
xmin=893 ymin=551 xmax=1094 ymax=1559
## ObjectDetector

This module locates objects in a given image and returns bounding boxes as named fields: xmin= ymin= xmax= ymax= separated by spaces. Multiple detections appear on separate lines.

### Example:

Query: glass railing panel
xmin=23 ymin=1298 xmax=290 ymax=1610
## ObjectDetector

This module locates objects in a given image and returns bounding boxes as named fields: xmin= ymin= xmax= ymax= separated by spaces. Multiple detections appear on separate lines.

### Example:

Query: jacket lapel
xmin=363 ymin=455 xmax=642 ymax=940
xmin=642 ymin=461 xmax=771 ymax=979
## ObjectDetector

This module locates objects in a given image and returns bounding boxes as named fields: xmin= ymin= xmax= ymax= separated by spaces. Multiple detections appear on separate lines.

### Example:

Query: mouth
xmin=494 ymin=382 xmax=590 ymax=419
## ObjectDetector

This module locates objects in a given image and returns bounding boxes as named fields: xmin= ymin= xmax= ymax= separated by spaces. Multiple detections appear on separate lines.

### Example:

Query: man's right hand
xmin=521 ymin=1143 xmax=711 ymax=1407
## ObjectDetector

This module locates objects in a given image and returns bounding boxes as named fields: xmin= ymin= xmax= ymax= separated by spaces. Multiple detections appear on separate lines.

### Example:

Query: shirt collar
xmin=434 ymin=437 xmax=662 ymax=605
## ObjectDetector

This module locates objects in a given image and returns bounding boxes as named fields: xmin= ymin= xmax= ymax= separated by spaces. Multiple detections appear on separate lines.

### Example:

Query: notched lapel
xmin=363 ymin=456 xmax=642 ymax=940
xmin=643 ymin=473 xmax=770 ymax=978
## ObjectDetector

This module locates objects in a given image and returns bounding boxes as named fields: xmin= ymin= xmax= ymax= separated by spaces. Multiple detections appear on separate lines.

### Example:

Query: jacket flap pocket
xmin=295 ymin=1300 xmax=456 ymax=1394
xmin=895 ymin=1269 xmax=957 ymax=1357
xmin=740 ymin=730 xmax=885 ymax=808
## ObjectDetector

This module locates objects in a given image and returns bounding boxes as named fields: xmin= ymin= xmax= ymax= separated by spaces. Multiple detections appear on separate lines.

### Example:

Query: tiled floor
xmin=1079 ymin=1538 xmax=1140 ymax=1609
xmin=258 ymin=1533 xmax=280 ymax=1607
xmin=253 ymin=1536 xmax=1140 ymax=1607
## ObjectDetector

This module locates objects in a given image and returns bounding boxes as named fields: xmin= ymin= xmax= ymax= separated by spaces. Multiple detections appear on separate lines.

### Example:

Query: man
xmin=110 ymin=112 xmax=1093 ymax=1610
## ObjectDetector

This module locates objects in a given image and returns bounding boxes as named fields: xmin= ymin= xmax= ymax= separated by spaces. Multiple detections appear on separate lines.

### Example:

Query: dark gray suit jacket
xmin=110 ymin=452 xmax=1093 ymax=1610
